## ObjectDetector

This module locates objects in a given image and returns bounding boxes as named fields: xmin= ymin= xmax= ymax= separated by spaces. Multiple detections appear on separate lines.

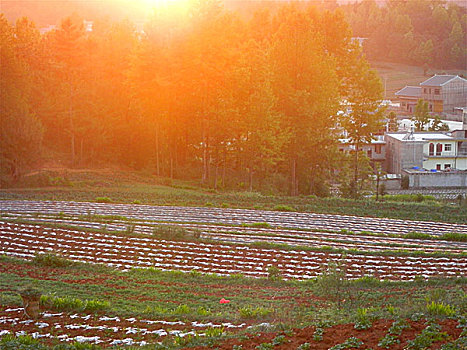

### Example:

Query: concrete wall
xmin=406 ymin=172 xmax=467 ymax=188
xmin=383 ymin=178 xmax=401 ymax=190
xmin=423 ymin=158 xmax=456 ymax=171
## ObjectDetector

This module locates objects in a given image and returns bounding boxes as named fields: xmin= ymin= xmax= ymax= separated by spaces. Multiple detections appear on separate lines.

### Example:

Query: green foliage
xmin=297 ymin=343 xmax=311 ymax=350
xmin=406 ymin=323 xmax=449 ymax=350
xmin=388 ymin=319 xmax=410 ymax=336
xmin=313 ymin=262 xmax=351 ymax=309
xmin=273 ymin=205 xmax=296 ymax=212
xmin=204 ymin=326 xmax=224 ymax=338
xmin=328 ymin=336 xmax=364 ymax=350
xmin=405 ymin=231 xmax=432 ymax=240
xmin=0 ymin=334 xmax=47 ymax=350
xmin=152 ymin=225 xmax=198 ymax=241
xmin=312 ymin=327 xmax=324 ymax=341
xmin=267 ymin=266 xmax=282 ymax=281
xmin=382 ymin=194 xmax=437 ymax=203
xmin=40 ymin=294 xmax=109 ymax=313
xmin=271 ymin=335 xmax=287 ymax=346
xmin=378 ymin=334 xmax=400 ymax=349
xmin=173 ymin=304 xmax=191 ymax=315
xmin=256 ymin=343 xmax=274 ymax=350
xmin=354 ymin=308 xmax=373 ymax=330
xmin=95 ymin=197 xmax=111 ymax=203
xmin=238 ymin=305 xmax=272 ymax=319
xmin=33 ymin=253 xmax=73 ymax=268
xmin=245 ymin=222 xmax=272 ymax=229
xmin=440 ymin=232 xmax=467 ymax=242
xmin=425 ymin=301 xmax=456 ymax=317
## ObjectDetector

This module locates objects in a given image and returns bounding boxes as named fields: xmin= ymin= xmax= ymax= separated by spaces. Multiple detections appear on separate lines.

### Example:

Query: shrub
xmin=273 ymin=205 xmax=296 ymax=212
xmin=388 ymin=319 xmax=410 ymax=335
xmin=329 ymin=336 xmax=363 ymax=350
xmin=272 ymin=335 xmax=287 ymax=346
xmin=204 ymin=327 xmax=224 ymax=338
xmin=440 ymin=232 xmax=467 ymax=242
xmin=378 ymin=334 xmax=400 ymax=349
xmin=313 ymin=262 xmax=351 ymax=309
xmin=152 ymin=225 xmax=198 ymax=241
xmin=33 ymin=253 xmax=73 ymax=268
xmin=246 ymin=222 xmax=271 ymax=229
xmin=173 ymin=304 xmax=191 ymax=315
xmin=95 ymin=196 xmax=111 ymax=203
xmin=426 ymin=301 xmax=456 ymax=317
xmin=239 ymin=306 xmax=272 ymax=319
xmin=354 ymin=308 xmax=372 ymax=330
xmin=0 ymin=334 xmax=47 ymax=349
xmin=40 ymin=295 xmax=109 ymax=313
xmin=267 ymin=266 xmax=282 ymax=281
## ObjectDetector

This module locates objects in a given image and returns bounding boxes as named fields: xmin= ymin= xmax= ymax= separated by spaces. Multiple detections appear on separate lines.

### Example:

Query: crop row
xmin=1 ymin=222 xmax=465 ymax=281
xmin=1 ymin=200 xmax=466 ymax=236
xmin=0 ymin=307 xmax=246 ymax=347
xmin=3 ymin=214 xmax=466 ymax=255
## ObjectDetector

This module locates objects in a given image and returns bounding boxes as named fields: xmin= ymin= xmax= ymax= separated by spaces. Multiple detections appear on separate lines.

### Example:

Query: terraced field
xmin=0 ymin=199 xmax=466 ymax=349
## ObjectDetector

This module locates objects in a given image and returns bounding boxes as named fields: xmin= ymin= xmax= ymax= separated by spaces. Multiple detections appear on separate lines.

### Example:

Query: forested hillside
xmin=0 ymin=1 xmax=384 ymax=197
xmin=2 ymin=0 xmax=465 ymax=70
xmin=342 ymin=0 xmax=467 ymax=69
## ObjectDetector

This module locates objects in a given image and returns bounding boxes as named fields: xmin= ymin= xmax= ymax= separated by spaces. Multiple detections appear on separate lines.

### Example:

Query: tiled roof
xmin=420 ymin=75 xmax=463 ymax=86
xmin=395 ymin=86 xmax=421 ymax=98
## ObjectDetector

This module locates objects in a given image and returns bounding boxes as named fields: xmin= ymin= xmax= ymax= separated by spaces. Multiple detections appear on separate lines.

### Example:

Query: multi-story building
xmin=385 ymin=130 xmax=467 ymax=174
xmin=396 ymin=75 xmax=467 ymax=116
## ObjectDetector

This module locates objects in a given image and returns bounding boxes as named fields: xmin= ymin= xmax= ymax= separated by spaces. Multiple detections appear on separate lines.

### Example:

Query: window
xmin=375 ymin=144 xmax=382 ymax=154
xmin=444 ymin=144 xmax=451 ymax=152
xmin=444 ymin=164 xmax=451 ymax=170
xmin=367 ymin=149 xmax=372 ymax=158
xmin=436 ymin=164 xmax=441 ymax=170
xmin=429 ymin=104 xmax=433 ymax=111
xmin=429 ymin=143 xmax=434 ymax=156
xmin=435 ymin=89 xmax=440 ymax=95
xmin=436 ymin=143 xmax=442 ymax=156
xmin=423 ymin=88 xmax=427 ymax=93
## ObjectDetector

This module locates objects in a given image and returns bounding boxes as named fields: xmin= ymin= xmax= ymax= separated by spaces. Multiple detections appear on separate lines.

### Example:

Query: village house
xmin=395 ymin=75 xmax=467 ymax=117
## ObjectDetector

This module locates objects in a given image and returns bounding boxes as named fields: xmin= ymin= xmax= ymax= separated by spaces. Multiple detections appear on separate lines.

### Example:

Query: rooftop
xmin=420 ymin=75 xmax=465 ymax=86
xmin=387 ymin=132 xmax=453 ymax=142
xmin=395 ymin=86 xmax=421 ymax=98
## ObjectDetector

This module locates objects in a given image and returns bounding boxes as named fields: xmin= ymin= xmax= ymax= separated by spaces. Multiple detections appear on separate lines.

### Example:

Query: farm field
xmin=0 ymin=199 xmax=466 ymax=349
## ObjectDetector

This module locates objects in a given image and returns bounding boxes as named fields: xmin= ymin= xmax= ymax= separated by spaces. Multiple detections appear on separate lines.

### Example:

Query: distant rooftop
xmin=387 ymin=132 xmax=452 ymax=142
xmin=395 ymin=86 xmax=421 ymax=98
xmin=420 ymin=75 xmax=465 ymax=86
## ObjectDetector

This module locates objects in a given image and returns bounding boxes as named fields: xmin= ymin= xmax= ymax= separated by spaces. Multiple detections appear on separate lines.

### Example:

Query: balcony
xmin=424 ymin=151 xmax=457 ymax=158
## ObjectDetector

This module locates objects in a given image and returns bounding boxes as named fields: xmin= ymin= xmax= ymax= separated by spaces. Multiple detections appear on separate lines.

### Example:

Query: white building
xmin=385 ymin=131 xmax=467 ymax=174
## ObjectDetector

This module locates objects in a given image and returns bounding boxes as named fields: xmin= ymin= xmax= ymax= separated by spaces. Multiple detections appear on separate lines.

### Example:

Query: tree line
xmin=1 ymin=1 xmax=384 ymax=197
xmin=342 ymin=0 xmax=467 ymax=69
